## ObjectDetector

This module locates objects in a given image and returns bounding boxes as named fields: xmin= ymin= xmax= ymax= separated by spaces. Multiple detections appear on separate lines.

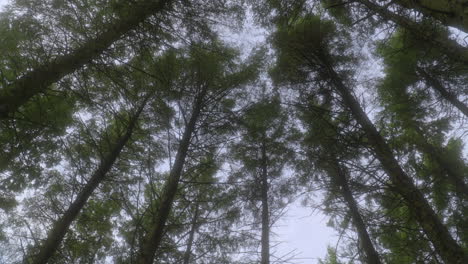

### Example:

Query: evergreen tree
xmin=272 ymin=14 xmax=467 ymax=263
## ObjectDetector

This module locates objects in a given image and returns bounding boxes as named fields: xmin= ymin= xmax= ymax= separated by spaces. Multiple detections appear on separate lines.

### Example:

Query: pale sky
xmin=0 ymin=1 xmax=337 ymax=263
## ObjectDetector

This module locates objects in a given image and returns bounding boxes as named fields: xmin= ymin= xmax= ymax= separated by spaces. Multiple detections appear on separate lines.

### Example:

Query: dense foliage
xmin=0 ymin=0 xmax=467 ymax=263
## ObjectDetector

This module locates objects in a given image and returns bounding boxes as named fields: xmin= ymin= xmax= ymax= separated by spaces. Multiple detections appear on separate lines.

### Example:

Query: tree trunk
xmin=326 ymin=158 xmax=382 ymax=264
xmin=182 ymin=204 xmax=199 ymax=264
xmin=394 ymin=0 xmax=468 ymax=33
xmin=355 ymin=0 xmax=468 ymax=65
xmin=319 ymin=58 xmax=468 ymax=263
xmin=260 ymin=139 xmax=270 ymax=264
xmin=31 ymin=97 xmax=148 ymax=264
xmin=0 ymin=0 xmax=172 ymax=118
xmin=136 ymin=88 xmax=206 ymax=264
xmin=417 ymin=67 xmax=468 ymax=118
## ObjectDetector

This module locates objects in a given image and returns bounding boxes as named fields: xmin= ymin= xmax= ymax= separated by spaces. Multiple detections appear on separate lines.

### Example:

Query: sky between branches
xmin=0 ymin=0 xmax=340 ymax=263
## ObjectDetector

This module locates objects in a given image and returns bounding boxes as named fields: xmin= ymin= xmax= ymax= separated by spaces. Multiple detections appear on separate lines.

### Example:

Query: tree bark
xmin=260 ymin=138 xmax=270 ymax=264
xmin=417 ymin=67 xmax=468 ymax=118
xmin=136 ymin=88 xmax=206 ymax=264
xmin=31 ymin=97 xmax=148 ymax=264
xmin=394 ymin=0 xmax=468 ymax=33
xmin=182 ymin=204 xmax=199 ymax=264
xmin=318 ymin=57 xmax=468 ymax=263
xmin=355 ymin=0 xmax=468 ymax=66
xmin=0 ymin=0 xmax=172 ymax=118
xmin=326 ymin=158 xmax=382 ymax=264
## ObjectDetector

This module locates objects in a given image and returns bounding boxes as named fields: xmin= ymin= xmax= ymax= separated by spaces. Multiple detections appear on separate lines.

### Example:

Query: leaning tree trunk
xmin=0 ymin=0 xmax=172 ymax=118
xmin=393 ymin=0 xmax=468 ymax=33
xmin=136 ymin=88 xmax=206 ymax=264
xmin=31 ymin=96 xmax=149 ymax=264
xmin=417 ymin=67 xmax=468 ymax=118
xmin=355 ymin=0 xmax=468 ymax=66
xmin=326 ymin=157 xmax=382 ymax=264
xmin=260 ymin=138 xmax=270 ymax=264
xmin=317 ymin=56 xmax=468 ymax=263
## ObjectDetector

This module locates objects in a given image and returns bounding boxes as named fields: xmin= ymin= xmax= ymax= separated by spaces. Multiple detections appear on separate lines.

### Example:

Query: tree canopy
xmin=0 ymin=0 xmax=467 ymax=263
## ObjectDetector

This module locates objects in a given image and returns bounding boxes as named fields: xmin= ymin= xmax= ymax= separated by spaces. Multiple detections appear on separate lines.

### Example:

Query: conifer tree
xmin=272 ymin=15 xmax=467 ymax=263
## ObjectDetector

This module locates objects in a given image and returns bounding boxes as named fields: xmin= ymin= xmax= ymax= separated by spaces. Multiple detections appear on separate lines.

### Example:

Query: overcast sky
xmin=0 ymin=1 xmax=338 ymax=262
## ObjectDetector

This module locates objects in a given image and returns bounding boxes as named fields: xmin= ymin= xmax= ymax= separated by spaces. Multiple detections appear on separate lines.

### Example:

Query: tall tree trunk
xmin=318 ymin=57 xmax=468 ymax=263
xmin=260 ymin=139 xmax=270 ymax=264
xmin=394 ymin=0 xmax=468 ymax=33
xmin=30 ymin=97 xmax=149 ymax=264
xmin=0 ymin=0 xmax=172 ymax=118
xmin=355 ymin=0 xmax=468 ymax=65
xmin=326 ymin=158 xmax=382 ymax=264
xmin=417 ymin=67 xmax=468 ymax=118
xmin=182 ymin=204 xmax=199 ymax=264
xmin=137 ymin=88 xmax=206 ymax=264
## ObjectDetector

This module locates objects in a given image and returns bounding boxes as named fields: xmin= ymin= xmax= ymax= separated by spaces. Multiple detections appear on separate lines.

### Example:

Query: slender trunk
xmin=319 ymin=58 xmax=467 ymax=263
xmin=136 ymin=88 xmax=206 ymax=264
xmin=31 ymin=98 xmax=148 ymax=264
xmin=327 ymin=158 xmax=382 ymax=264
xmin=355 ymin=0 xmax=468 ymax=65
xmin=182 ymin=204 xmax=199 ymax=264
xmin=417 ymin=68 xmax=468 ymax=118
xmin=0 ymin=0 xmax=172 ymax=118
xmin=260 ymin=138 xmax=269 ymax=264
xmin=394 ymin=0 xmax=468 ymax=33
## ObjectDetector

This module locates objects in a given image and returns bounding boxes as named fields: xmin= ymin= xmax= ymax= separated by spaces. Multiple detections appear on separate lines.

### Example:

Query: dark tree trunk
xmin=182 ymin=204 xmax=199 ymax=264
xmin=318 ymin=58 xmax=468 ymax=263
xmin=31 ymin=97 xmax=148 ymax=264
xmin=393 ymin=0 xmax=468 ymax=33
xmin=136 ymin=88 xmax=206 ymax=264
xmin=355 ymin=0 xmax=468 ymax=66
xmin=326 ymin=158 xmax=382 ymax=264
xmin=260 ymin=139 xmax=270 ymax=264
xmin=417 ymin=68 xmax=468 ymax=118
xmin=0 ymin=0 xmax=172 ymax=118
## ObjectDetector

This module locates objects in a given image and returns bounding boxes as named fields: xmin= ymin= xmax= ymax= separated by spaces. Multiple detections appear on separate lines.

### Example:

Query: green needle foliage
xmin=0 ymin=0 xmax=467 ymax=263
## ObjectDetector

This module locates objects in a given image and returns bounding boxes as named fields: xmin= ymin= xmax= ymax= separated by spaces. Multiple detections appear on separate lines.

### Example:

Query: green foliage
xmin=318 ymin=246 xmax=345 ymax=264
xmin=0 ymin=1 xmax=467 ymax=263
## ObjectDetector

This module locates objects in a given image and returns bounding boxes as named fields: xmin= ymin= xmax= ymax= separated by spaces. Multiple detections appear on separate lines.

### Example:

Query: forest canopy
xmin=0 ymin=0 xmax=467 ymax=263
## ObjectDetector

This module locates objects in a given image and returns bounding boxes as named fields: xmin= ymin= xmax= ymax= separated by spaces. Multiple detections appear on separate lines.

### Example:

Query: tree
xmin=0 ymin=0 xmax=173 ymax=118
xmin=392 ymin=0 xmax=468 ymax=33
xmin=136 ymin=42 xmax=258 ymax=264
xmin=272 ymin=15 xmax=467 ymax=263
xmin=376 ymin=33 xmax=468 ymax=201
xmin=229 ymin=96 xmax=297 ymax=264
xmin=298 ymin=100 xmax=383 ymax=264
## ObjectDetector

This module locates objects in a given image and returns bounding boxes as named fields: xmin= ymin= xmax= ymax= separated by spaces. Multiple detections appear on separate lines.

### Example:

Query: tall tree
xmin=29 ymin=94 xmax=151 ymax=264
xmin=272 ymin=15 xmax=467 ymax=263
xmin=299 ymin=101 xmax=383 ymax=264
xmin=230 ymin=96 xmax=297 ymax=264
xmin=376 ymin=30 xmax=468 ymax=201
xmin=0 ymin=0 xmax=174 ymax=118
xmin=136 ymin=42 xmax=258 ymax=264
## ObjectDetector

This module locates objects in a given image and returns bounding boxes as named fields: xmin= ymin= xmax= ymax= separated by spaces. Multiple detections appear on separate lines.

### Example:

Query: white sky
xmin=0 ymin=1 xmax=338 ymax=263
